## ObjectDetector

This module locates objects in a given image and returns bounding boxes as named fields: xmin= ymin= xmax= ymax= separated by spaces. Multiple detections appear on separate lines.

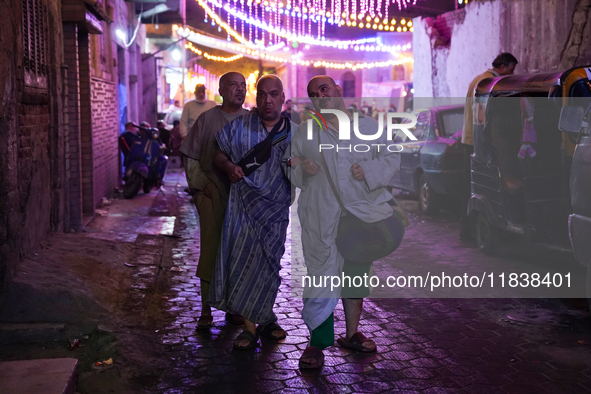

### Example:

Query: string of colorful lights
xmin=185 ymin=42 xmax=244 ymax=62
xmin=196 ymin=0 xmax=396 ymax=50
xmin=202 ymin=0 xmax=416 ymax=45
xmin=176 ymin=26 xmax=413 ymax=71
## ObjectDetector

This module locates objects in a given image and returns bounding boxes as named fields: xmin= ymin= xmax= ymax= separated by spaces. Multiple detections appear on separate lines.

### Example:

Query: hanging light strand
xmin=186 ymin=42 xmax=244 ymax=62
xmin=198 ymin=0 xmax=394 ymax=49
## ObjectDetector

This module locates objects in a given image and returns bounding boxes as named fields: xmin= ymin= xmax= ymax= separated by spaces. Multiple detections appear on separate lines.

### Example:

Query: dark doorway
xmin=341 ymin=72 xmax=356 ymax=97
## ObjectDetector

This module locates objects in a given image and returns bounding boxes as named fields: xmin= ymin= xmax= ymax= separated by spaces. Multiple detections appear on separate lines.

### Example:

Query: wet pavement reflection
xmin=137 ymin=171 xmax=591 ymax=393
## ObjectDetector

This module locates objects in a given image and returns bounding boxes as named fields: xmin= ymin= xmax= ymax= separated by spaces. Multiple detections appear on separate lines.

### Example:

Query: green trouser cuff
xmin=200 ymin=279 xmax=210 ymax=304
xmin=309 ymin=313 xmax=334 ymax=350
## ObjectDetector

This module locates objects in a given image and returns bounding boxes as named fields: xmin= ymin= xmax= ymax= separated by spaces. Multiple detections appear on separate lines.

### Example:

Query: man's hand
xmin=228 ymin=164 xmax=245 ymax=183
xmin=350 ymin=163 xmax=365 ymax=181
xmin=289 ymin=157 xmax=302 ymax=167
xmin=203 ymin=183 xmax=213 ymax=198
xmin=301 ymin=159 xmax=319 ymax=176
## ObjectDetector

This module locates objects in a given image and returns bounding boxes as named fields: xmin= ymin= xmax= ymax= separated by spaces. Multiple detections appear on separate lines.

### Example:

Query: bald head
xmin=256 ymin=74 xmax=283 ymax=92
xmin=219 ymin=72 xmax=245 ymax=89
xmin=256 ymin=74 xmax=285 ymax=122
xmin=307 ymin=76 xmax=338 ymax=96
xmin=307 ymin=75 xmax=345 ymax=112
xmin=218 ymin=72 xmax=246 ymax=110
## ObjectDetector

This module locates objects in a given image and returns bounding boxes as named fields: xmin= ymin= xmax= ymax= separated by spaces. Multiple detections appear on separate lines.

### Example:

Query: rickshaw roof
xmin=475 ymin=66 xmax=591 ymax=97
xmin=475 ymin=72 xmax=563 ymax=97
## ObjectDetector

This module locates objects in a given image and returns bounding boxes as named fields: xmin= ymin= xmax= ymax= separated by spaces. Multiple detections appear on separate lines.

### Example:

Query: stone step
xmin=0 ymin=358 xmax=77 ymax=394
xmin=0 ymin=322 xmax=67 ymax=344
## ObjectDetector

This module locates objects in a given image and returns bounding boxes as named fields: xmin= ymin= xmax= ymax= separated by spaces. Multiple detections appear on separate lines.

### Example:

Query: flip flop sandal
xmin=196 ymin=315 xmax=213 ymax=330
xmin=337 ymin=332 xmax=377 ymax=353
xmin=233 ymin=330 xmax=259 ymax=350
xmin=257 ymin=322 xmax=287 ymax=341
xmin=225 ymin=312 xmax=245 ymax=326
xmin=299 ymin=346 xmax=324 ymax=369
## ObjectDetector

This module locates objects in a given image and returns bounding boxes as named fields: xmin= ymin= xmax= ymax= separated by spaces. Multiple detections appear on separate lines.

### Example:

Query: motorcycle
xmin=123 ymin=125 xmax=168 ymax=199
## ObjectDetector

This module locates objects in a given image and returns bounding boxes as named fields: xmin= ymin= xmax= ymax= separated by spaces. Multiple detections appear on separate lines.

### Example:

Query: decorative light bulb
xmin=408 ymin=21 xmax=413 ymax=27
xmin=391 ymin=19 xmax=396 ymax=24
xmin=366 ymin=15 xmax=371 ymax=21
xmin=374 ymin=17 xmax=379 ymax=23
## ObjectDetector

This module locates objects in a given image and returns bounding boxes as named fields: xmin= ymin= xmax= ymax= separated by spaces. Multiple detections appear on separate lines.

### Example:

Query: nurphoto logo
xmin=304 ymin=109 xmax=417 ymax=152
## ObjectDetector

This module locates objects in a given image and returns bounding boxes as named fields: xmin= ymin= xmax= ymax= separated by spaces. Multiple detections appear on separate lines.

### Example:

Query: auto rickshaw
xmin=557 ymin=68 xmax=591 ymax=302
xmin=467 ymin=66 xmax=591 ymax=256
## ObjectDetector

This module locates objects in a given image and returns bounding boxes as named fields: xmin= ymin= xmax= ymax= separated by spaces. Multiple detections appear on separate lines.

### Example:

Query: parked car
xmin=389 ymin=104 xmax=465 ymax=214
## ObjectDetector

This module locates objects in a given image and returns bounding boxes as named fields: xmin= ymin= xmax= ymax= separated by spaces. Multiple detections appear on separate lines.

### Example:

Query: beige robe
xmin=179 ymin=106 xmax=249 ymax=280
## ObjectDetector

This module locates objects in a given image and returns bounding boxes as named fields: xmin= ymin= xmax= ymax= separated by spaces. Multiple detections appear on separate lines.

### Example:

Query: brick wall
xmin=78 ymin=32 xmax=95 ymax=216
xmin=0 ymin=0 xmax=67 ymax=290
xmin=63 ymin=23 xmax=83 ymax=231
xmin=17 ymin=96 xmax=52 ymax=251
xmin=91 ymin=78 xmax=119 ymax=206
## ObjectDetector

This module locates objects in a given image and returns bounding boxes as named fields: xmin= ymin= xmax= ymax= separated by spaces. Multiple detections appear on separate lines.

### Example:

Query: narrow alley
xmin=3 ymin=169 xmax=590 ymax=393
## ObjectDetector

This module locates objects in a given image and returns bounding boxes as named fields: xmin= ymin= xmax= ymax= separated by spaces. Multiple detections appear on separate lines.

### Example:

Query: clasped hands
xmin=290 ymin=157 xmax=365 ymax=181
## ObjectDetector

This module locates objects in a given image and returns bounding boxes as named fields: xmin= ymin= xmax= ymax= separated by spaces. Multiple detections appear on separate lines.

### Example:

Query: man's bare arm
xmin=213 ymin=148 xmax=244 ymax=183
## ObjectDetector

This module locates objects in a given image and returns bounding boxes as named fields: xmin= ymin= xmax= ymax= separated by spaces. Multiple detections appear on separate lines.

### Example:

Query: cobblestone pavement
xmin=147 ymin=171 xmax=591 ymax=394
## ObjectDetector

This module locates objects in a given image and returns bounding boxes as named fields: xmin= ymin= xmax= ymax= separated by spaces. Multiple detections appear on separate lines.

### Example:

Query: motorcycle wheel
xmin=143 ymin=180 xmax=153 ymax=194
xmin=123 ymin=173 xmax=143 ymax=199
xmin=475 ymin=212 xmax=500 ymax=255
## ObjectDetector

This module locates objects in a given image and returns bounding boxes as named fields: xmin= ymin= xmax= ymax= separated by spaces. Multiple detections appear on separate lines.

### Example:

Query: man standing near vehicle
xmin=290 ymin=76 xmax=405 ymax=368
xmin=180 ymin=84 xmax=217 ymax=139
xmin=179 ymin=72 xmax=249 ymax=328
xmin=120 ymin=121 xmax=139 ymax=165
xmin=460 ymin=53 xmax=518 ymax=241
xmin=210 ymin=75 xmax=293 ymax=350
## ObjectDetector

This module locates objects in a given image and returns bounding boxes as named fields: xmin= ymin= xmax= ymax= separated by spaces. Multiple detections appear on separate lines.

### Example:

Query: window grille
xmin=22 ymin=0 xmax=48 ymax=87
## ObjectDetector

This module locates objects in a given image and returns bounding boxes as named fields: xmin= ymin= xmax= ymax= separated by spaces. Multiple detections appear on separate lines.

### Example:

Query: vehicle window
xmin=411 ymin=111 xmax=430 ymax=141
xmin=394 ymin=111 xmax=429 ymax=142
xmin=440 ymin=109 xmax=464 ymax=137
xmin=569 ymin=79 xmax=591 ymax=98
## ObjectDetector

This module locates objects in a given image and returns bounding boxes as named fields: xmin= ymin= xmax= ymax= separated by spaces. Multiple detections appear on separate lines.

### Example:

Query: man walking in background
xmin=180 ymin=84 xmax=217 ymax=140
xmin=179 ymin=72 xmax=249 ymax=328
xmin=460 ymin=52 xmax=518 ymax=241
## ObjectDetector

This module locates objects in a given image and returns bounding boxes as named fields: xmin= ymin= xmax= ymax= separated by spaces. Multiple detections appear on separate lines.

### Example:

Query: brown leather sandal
xmin=299 ymin=346 xmax=324 ymax=369
xmin=337 ymin=332 xmax=377 ymax=353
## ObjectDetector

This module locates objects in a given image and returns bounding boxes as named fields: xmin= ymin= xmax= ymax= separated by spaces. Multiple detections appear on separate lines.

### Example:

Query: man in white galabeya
xmin=180 ymin=84 xmax=217 ymax=139
xmin=290 ymin=76 xmax=406 ymax=368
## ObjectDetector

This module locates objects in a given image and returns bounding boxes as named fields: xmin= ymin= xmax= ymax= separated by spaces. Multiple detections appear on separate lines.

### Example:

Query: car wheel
xmin=418 ymin=173 xmax=440 ymax=214
xmin=475 ymin=212 xmax=500 ymax=255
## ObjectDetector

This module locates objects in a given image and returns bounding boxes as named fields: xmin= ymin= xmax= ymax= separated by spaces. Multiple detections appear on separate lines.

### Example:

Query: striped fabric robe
xmin=209 ymin=112 xmax=293 ymax=325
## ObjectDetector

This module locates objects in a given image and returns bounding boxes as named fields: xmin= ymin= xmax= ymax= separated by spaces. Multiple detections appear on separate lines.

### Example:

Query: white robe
xmin=289 ymin=113 xmax=401 ymax=331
